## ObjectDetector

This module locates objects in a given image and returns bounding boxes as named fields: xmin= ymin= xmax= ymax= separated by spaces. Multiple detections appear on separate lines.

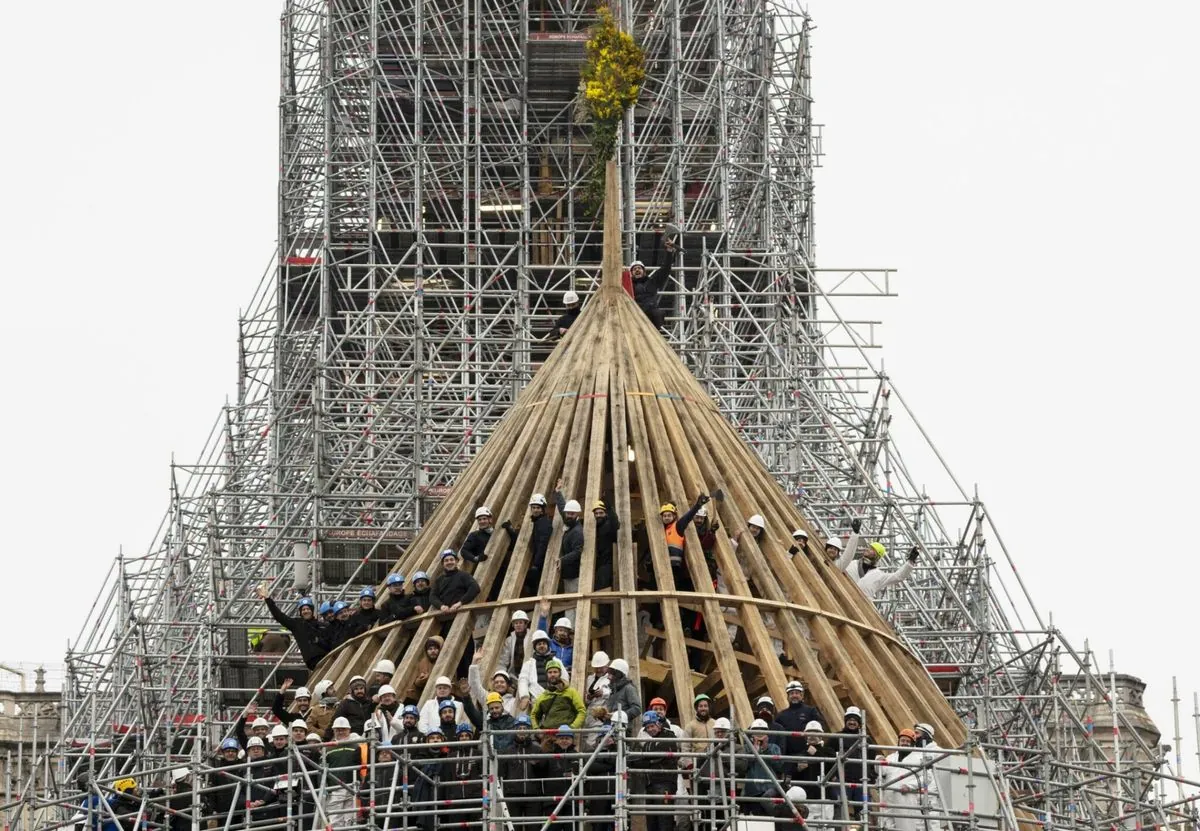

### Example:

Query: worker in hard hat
xmin=554 ymin=290 xmax=583 ymax=338
xmin=330 ymin=675 xmax=373 ymax=737
xmin=592 ymin=497 xmax=620 ymax=627
xmin=378 ymin=573 xmax=408 ymax=623
xmin=531 ymin=659 xmax=585 ymax=730
xmin=908 ymin=723 xmax=945 ymax=831
xmin=271 ymin=677 xmax=314 ymax=727
xmin=660 ymin=494 xmax=710 ymax=633
xmin=583 ymin=651 xmax=612 ymax=705
xmin=876 ymin=728 xmax=922 ymax=831
xmin=253 ymin=587 xmax=330 ymax=670
xmin=629 ymin=232 xmax=677 ymax=329
xmin=483 ymin=690 xmax=518 ymax=750
xmin=793 ymin=720 xmax=836 ymax=826
xmin=602 ymin=657 xmax=642 ymax=723
xmin=498 ymin=608 xmax=533 ymax=676
xmin=468 ymin=657 xmax=525 ymax=717
xmin=831 ymin=706 xmax=875 ymax=820
xmin=461 ymin=506 xmax=518 ymax=564
xmin=519 ymin=629 xmax=570 ymax=699
xmin=788 ymin=527 xmax=810 ymax=559
xmin=737 ymin=719 xmax=785 ymax=815
xmin=522 ymin=492 xmax=556 ymax=595
xmin=418 ymin=675 xmax=468 ymax=734
xmin=431 ymin=550 xmax=481 ymax=680
xmin=835 ymin=531 xmax=920 ymax=601
xmin=554 ymin=486 xmax=586 ymax=600
xmin=369 ymin=658 xmax=396 ymax=697
xmin=776 ymin=680 xmax=826 ymax=774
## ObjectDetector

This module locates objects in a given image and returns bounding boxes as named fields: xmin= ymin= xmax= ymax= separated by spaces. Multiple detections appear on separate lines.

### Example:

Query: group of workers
xmin=553 ymin=233 xmax=678 ymax=339
xmin=81 ymin=671 xmax=947 ymax=831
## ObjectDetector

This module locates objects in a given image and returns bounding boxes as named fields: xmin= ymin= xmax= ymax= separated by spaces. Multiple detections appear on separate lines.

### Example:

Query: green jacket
xmin=532 ymin=684 xmax=586 ymax=730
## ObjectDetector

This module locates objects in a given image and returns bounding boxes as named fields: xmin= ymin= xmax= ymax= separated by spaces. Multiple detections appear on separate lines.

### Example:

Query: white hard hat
xmin=696 ymin=505 xmax=708 ymax=517
xmin=609 ymin=657 xmax=630 ymax=675
xmin=170 ymin=768 xmax=191 ymax=783
xmin=748 ymin=514 xmax=765 ymax=529
xmin=804 ymin=720 xmax=823 ymax=732
xmin=530 ymin=493 xmax=548 ymax=507
xmin=291 ymin=719 xmax=308 ymax=731
xmin=825 ymin=537 xmax=844 ymax=551
xmin=792 ymin=528 xmax=809 ymax=540
xmin=564 ymin=290 xmax=580 ymax=306
xmin=305 ymin=733 xmax=321 ymax=742
xmin=591 ymin=650 xmax=610 ymax=669
xmin=786 ymin=786 xmax=807 ymax=803
xmin=474 ymin=506 xmax=493 ymax=519
xmin=915 ymin=722 xmax=935 ymax=739
xmin=434 ymin=675 xmax=453 ymax=688
xmin=749 ymin=718 xmax=769 ymax=730
xmin=563 ymin=499 xmax=582 ymax=513
xmin=511 ymin=609 xmax=530 ymax=622
xmin=294 ymin=687 xmax=311 ymax=699
xmin=611 ymin=710 xmax=630 ymax=727
xmin=629 ymin=259 xmax=645 ymax=271
xmin=844 ymin=706 xmax=863 ymax=719
xmin=785 ymin=680 xmax=804 ymax=692
xmin=378 ymin=684 xmax=396 ymax=696
xmin=332 ymin=717 xmax=351 ymax=730
xmin=252 ymin=717 xmax=270 ymax=729
xmin=314 ymin=680 xmax=334 ymax=698
xmin=755 ymin=695 xmax=774 ymax=707
xmin=553 ymin=616 xmax=574 ymax=630
xmin=374 ymin=659 xmax=396 ymax=675
xmin=270 ymin=724 xmax=288 ymax=739
xmin=247 ymin=737 xmax=264 ymax=748
xmin=531 ymin=630 xmax=551 ymax=643
xmin=349 ymin=675 xmax=367 ymax=686
xmin=713 ymin=717 xmax=731 ymax=730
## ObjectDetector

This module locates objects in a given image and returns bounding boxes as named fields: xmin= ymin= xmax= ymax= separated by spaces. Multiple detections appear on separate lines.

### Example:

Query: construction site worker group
xmin=93 ymin=668 xmax=946 ymax=831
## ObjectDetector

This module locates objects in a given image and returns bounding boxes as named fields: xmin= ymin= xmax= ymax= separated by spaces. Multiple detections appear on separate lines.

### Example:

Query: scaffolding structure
xmin=10 ymin=1 xmax=1200 ymax=829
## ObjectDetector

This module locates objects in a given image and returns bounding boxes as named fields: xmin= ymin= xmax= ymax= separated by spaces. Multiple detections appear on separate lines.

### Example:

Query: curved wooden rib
xmin=306 ymin=161 xmax=966 ymax=747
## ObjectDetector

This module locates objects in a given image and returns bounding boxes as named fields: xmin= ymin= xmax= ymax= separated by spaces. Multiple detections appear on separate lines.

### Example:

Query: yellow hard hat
xmin=593 ymin=500 xmax=607 ymax=511
xmin=486 ymin=692 xmax=503 ymax=705
xmin=660 ymin=503 xmax=677 ymax=514
xmin=113 ymin=778 xmax=138 ymax=794
xmin=869 ymin=542 xmax=887 ymax=558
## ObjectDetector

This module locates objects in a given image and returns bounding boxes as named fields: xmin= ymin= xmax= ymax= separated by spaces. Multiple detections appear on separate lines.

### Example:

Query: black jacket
xmin=270 ymin=692 xmax=311 ymax=726
xmin=399 ymin=587 xmax=432 ymax=618
xmin=264 ymin=599 xmax=329 ymax=669
xmin=776 ymin=702 xmax=826 ymax=765
xmin=594 ymin=513 xmax=619 ymax=568
xmin=553 ymin=307 xmax=581 ymax=337
xmin=498 ymin=738 xmax=545 ymax=798
xmin=529 ymin=514 xmax=554 ymax=571
xmin=638 ymin=735 xmax=679 ymax=792
xmin=831 ymin=729 xmax=875 ymax=785
xmin=462 ymin=525 xmax=518 ymax=564
xmin=792 ymin=740 xmax=837 ymax=800
xmin=554 ymin=492 xmax=585 ymax=580
xmin=431 ymin=570 xmax=481 ymax=608
xmin=330 ymin=696 xmax=373 ymax=737
xmin=379 ymin=591 xmax=408 ymax=623
xmin=632 ymin=255 xmax=672 ymax=315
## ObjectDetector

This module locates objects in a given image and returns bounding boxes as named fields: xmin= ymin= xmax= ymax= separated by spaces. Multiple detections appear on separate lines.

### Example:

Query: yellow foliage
xmin=581 ymin=6 xmax=646 ymax=124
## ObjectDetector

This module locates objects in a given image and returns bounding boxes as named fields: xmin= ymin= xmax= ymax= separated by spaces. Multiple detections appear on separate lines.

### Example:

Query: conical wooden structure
xmin=309 ymin=163 xmax=965 ymax=746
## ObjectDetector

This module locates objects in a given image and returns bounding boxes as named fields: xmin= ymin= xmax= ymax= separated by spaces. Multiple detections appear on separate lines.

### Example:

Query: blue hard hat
xmin=440 ymin=548 xmax=457 ymax=561
xmin=425 ymin=726 xmax=444 ymax=737
xmin=515 ymin=715 xmax=532 ymax=727
xmin=413 ymin=571 xmax=430 ymax=582
xmin=221 ymin=738 xmax=240 ymax=751
xmin=438 ymin=698 xmax=456 ymax=712
xmin=455 ymin=723 xmax=475 ymax=735
xmin=319 ymin=601 xmax=332 ymax=615
xmin=386 ymin=574 xmax=405 ymax=586
xmin=641 ymin=711 xmax=661 ymax=725
xmin=555 ymin=725 xmax=574 ymax=736
xmin=402 ymin=704 xmax=420 ymax=718
xmin=297 ymin=597 xmax=315 ymax=609
xmin=332 ymin=601 xmax=349 ymax=613
xmin=360 ymin=587 xmax=376 ymax=599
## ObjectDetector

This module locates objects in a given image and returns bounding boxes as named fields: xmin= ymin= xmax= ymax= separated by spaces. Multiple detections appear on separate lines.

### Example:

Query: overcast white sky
xmin=1 ymin=0 xmax=1197 ymax=767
